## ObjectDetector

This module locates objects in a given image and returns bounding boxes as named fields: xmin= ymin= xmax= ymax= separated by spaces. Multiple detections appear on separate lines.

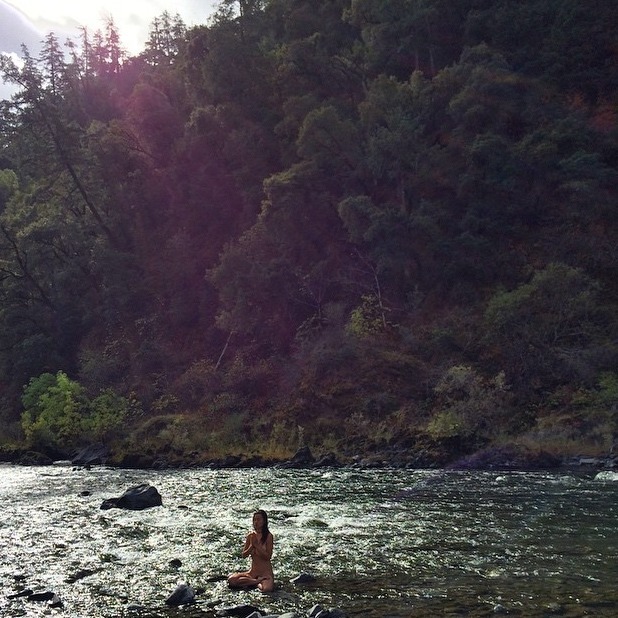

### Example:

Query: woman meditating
xmin=228 ymin=510 xmax=274 ymax=593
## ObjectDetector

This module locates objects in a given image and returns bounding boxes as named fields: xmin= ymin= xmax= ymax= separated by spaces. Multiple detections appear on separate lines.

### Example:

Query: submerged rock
xmin=308 ymin=604 xmax=328 ymax=618
xmin=307 ymin=604 xmax=346 ymax=618
xmin=9 ymin=590 xmax=64 ymax=608
xmin=49 ymin=594 xmax=63 ymax=608
xmin=7 ymin=589 xmax=33 ymax=599
xmin=290 ymin=573 xmax=317 ymax=585
xmin=100 ymin=483 xmax=162 ymax=510
xmin=27 ymin=591 xmax=55 ymax=602
xmin=65 ymin=568 xmax=100 ymax=583
xmin=216 ymin=604 xmax=262 ymax=617
xmin=165 ymin=582 xmax=195 ymax=606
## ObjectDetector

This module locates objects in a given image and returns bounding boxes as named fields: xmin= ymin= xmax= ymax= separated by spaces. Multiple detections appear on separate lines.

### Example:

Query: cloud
xmin=0 ymin=0 xmax=219 ymax=101
xmin=0 ymin=2 xmax=43 ymax=99
xmin=0 ymin=1 xmax=44 ymax=55
xmin=4 ymin=1 xmax=219 ymax=56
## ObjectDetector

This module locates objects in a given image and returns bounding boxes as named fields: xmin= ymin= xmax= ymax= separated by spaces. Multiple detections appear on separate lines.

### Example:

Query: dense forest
xmin=0 ymin=0 xmax=617 ymax=466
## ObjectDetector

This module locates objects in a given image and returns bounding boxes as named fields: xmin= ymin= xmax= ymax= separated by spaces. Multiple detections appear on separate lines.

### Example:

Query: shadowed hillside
xmin=1 ymin=1 xmax=617 ymax=466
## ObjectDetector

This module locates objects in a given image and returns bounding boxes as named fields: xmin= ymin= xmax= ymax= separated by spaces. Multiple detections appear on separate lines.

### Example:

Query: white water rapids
xmin=0 ymin=464 xmax=617 ymax=617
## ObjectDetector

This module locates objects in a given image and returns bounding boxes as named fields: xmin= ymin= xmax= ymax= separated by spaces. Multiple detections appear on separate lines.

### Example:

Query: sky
xmin=0 ymin=0 xmax=219 ymax=98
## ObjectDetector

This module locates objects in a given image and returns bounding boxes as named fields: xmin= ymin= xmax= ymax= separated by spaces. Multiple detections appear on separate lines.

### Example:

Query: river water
xmin=0 ymin=465 xmax=617 ymax=618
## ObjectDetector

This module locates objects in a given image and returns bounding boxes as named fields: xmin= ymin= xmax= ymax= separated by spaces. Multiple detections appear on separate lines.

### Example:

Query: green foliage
xmin=514 ymin=371 xmax=618 ymax=457
xmin=263 ymin=420 xmax=298 ymax=459
xmin=123 ymin=413 xmax=211 ymax=457
xmin=346 ymin=294 xmax=389 ymax=338
xmin=296 ymin=105 xmax=362 ymax=174
xmin=427 ymin=365 xmax=513 ymax=440
xmin=21 ymin=371 xmax=128 ymax=452
xmin=483 ymin=263 xmax=614 ymax=391
xmin=0 ymin=169 xmax=18 ymax=208
xmin=87 ymin=389 xmax=129 ymax=441
xmin=426 ymin=409 xmax=466 ymax=440
xmin=485 ymin=263 xmax=600 ymax=342
xmin=598 ymin=373 xmax=618 ymax=408
xmin=21 ymin=372 xmax=89 ymax=451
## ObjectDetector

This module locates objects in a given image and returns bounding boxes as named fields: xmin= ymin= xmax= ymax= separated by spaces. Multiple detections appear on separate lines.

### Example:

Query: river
xmin=0 ymin=465 xmax=617 ymax=617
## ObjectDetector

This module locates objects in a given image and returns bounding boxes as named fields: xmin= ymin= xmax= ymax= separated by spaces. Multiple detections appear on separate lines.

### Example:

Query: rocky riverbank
xmin=1 ymin=442 xmax=617 ymax=473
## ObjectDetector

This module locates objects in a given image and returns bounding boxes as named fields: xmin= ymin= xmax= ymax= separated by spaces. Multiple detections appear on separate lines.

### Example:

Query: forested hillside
xmin=1 ymin=0 xmax=617 ymax=465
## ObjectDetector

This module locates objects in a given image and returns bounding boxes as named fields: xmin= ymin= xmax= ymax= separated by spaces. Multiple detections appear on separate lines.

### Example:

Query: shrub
xmin=483 ymin=263 xmax=611 ymax=392
xmin=21 ymin=371 xmax=130 ymax=453
xmin=22 ymin=372 xmax=88 ymax=452
xmin=86 ymin=389 xmax=129 ymax=442
xmin=426 ymin=365 xmax=513 ymax=440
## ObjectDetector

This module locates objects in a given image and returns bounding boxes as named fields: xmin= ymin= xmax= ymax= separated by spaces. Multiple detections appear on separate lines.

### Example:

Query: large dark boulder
xmin=72 ymin=444 xmax=109 ymax=466
xmin=17 ymin=451 xmax=53 ymax=466
xmin=280 ymin=446 xmax=315 ymax=468
xmin=100 ymin=483 xmax=162 ymax=510
xmin=314 ymin=453 xmax=342 ymax=468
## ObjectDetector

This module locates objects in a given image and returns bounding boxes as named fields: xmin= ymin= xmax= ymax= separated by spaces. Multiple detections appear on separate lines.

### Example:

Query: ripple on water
xmin=1 ymin=466 xmax=617 ymax=618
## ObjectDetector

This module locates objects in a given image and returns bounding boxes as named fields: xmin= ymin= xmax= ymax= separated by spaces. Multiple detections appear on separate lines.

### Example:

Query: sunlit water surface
xmin=0 ymin=465 xmax=617 ymax=617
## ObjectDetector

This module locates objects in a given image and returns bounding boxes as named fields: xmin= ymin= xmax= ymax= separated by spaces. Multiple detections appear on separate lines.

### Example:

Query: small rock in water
xmin=216 ymin=604 xmax=262 ymax=617
xmin=28 ymin=591 xmax=56 ymax=602
xmin=493 ymin=604 xmax=507 ymax=614
xmin=7 ymin=589 xmax=33 ymax=599
xmin=545 ymin=602 xmax=564 ymax=614
xmin=290 ymin=573 xmax=316 ymax=585
xmin=169 ymin=558 xmax=182 ymax=568
xmin=49 ymin=594 xmax=63 ymax=608
xmin=66 ymin=568 xmax=99 ymax=583
xmin=308 ymin=604 xmax=329 ymax=618
xmin=205 ymin=574 xmax=228 ymax=583
xmin=165 ymin=582 xmax=195 ymax=606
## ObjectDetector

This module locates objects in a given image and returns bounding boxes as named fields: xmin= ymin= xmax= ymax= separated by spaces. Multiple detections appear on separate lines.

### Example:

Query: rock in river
xmin=100 ymin=483 xmax=162 ymax=510
xmin=165 ymin=582 xmax=195 ymax=606
xmin=290 ymin=573 xmax=317 ymax=585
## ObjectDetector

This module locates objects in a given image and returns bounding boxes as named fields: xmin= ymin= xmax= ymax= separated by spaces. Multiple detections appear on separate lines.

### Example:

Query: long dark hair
xmin=254 ymin=509 xmax=269 ymax=544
